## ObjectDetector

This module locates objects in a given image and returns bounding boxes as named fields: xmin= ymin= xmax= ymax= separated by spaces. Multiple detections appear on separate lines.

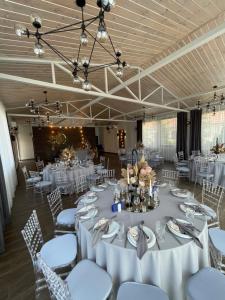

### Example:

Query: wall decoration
xmin=117 ymin=129 xmax=126 ymax=148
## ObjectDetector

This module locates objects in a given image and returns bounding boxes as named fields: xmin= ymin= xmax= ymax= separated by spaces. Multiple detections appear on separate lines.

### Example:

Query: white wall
xmin=99 ymin=123 xmax=137 ymax=153
xmin=0 ymin=102 xmax=17 ymax=210
xmin=17 ymin=121 xmax=34 ymax=160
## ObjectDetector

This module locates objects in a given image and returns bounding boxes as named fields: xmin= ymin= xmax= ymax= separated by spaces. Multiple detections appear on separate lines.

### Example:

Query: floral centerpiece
xmin=120 ymin=155 xmax=156 ymax=190
xmin=61 ymin=146 xmax=76 ymax=163
xmin=211 ymin=138 xmax=225 ymax=154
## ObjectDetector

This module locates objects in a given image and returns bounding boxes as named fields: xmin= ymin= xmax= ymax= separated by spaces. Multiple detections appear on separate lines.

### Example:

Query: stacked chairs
xmin=47 ymin=188 xmax=76 ymax=235
xmin=38 ymin=254 xmax=112 ymax=300
xmin=174 ymin=155 xmax=190 ymax=180
xmin=21 ymin=210 xmax=77 ymax=294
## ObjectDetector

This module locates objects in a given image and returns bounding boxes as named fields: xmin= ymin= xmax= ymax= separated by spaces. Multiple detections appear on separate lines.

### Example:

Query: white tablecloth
xmin=78 ymin=187 xmax=209 ymax=300
xmin=190 ymin=159 xmax=225 ymax=187
xmin=43 ymin=164 xmax=94 ymax=188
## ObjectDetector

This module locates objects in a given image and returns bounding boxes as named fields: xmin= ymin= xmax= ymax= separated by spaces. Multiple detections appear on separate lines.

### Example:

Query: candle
xmin=127 ymin=166 xmax=130 ymax=184
xmin=149 ymin=179 xmax=152 ymax=197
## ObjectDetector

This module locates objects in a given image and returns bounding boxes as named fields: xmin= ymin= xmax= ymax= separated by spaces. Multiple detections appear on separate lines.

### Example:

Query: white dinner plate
xmin=127 ymin=226 xmax=156 ymax=249
xmin=167 ymin=218 xmax=192 ymax=239
xmin=107 ymin=180 xmax=118 ymax=186
xmin=90 ymin=186 xmax=105 ymax=192
xmin=99 ymin=183 xmax=108 ymax=188
xmin=171 ymin=188 xmax=190 ymax=198
xmin=76 ymin=205 xmax=98 ymax=220
xmin=80 ymin=195 xmax=98 ymax=204
xmin=179 ymin=202 xmax=216 ymax=219
xmin=93 ymin=218 xmax=120 ymax=239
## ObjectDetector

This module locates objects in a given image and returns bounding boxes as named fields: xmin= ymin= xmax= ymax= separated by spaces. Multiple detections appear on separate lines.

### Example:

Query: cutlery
xmin=153 ymin=231 xmax=161 ymax=250
xmin=110 ymin=232 xmax=118 ymax=244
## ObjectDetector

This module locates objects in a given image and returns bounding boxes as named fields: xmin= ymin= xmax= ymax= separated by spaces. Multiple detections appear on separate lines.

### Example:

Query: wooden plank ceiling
xmin=1 ymin=0 xmax=225 ymax=124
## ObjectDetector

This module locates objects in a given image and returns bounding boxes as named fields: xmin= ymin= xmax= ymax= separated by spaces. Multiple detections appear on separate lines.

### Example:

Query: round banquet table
xmin=190 ymin=159 xmax=225 ymax=187
xmin=43 ymin=163 xmax=94 ymax=188
xmin=78 ymin=186 xmax=210 ymax=300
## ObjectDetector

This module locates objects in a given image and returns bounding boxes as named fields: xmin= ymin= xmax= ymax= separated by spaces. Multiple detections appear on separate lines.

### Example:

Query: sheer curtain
xmin=202 ymin=110 xmax=225 ymax=155
xmin=143 ymin=117 xmax=177 ymax=161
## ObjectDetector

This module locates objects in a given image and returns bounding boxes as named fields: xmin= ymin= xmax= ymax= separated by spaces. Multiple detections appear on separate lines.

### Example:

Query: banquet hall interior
xmin=1 ymin=0 xmax=225 ymax=299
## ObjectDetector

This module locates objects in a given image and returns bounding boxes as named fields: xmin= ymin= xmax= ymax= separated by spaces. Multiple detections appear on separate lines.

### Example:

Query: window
xmin=143 ymin=117 xmax=177 ymax=161
xmin=201 ymin=110 xmax=225 ymax=154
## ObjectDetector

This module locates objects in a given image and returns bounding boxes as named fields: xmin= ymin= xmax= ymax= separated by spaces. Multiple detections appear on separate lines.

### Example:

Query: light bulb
xmin=100 ymin=0 xmax=116 ymax=11
xmin=81 ymin=57 xmax=89 ymax=66
xmin=30 ymin=14 xmax=42 ymax=28
xmin=80 ymin=32 xmax=88 ymax=46
xmin=34 ymin=42 xmax=45 ymax=56
xmin=82 ymin=79 xmax=91 ymax=91
xmin=73 ymin=75 xmax=80 ymax=84
xmin=97 ymin=24 xmax=108 ymax=42
xmin=15 ymin=24 xmax=27 ymax=37
xmin=116 ymin=67 xmax=123 ymax=78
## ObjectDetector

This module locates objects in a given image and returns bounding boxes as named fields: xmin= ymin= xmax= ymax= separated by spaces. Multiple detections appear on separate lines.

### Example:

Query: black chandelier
xmin=15 ymin=0 xmax=126 ymax=91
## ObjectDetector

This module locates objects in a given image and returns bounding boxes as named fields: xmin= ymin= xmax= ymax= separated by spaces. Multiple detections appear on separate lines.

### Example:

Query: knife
xmin=110 ymin=232 xmax=118 ymax=244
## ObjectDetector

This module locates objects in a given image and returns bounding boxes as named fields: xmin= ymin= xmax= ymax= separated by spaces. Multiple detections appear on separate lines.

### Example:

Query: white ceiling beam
xmin=7 ymin=113 xmax=136 ymax=123
xmin=104 ymin=67 xmax=108 ymax=94
xmin=93 ymin=107 xmax=108 ymax=119
xmin=0 ymin=73 xmax=188 ymax=112
xmin=142 ymin=86 xmax=162 ymax=102
xmin=85 ymin=21 xmax=225 ymax=109
xmin=107 ymin=67 xmax=139 ymax=101
xmin=51 ymin=62 xmax=56 ymax=84
xmin=68 ymin=103 xmax=89 ymax=118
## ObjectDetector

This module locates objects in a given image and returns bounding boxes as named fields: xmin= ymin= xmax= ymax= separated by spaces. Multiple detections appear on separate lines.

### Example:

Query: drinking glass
xmin=155 ymin=221 xmax=166 ymax=242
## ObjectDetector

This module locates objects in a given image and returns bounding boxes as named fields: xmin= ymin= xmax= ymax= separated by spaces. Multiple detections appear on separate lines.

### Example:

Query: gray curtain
xmin=176 ymin=112 xmax=188 ymax=159
xmin=0 ymin=156 xmax=10 ymax=254
xmin=190 ymin=109 xmax=202 ymax=154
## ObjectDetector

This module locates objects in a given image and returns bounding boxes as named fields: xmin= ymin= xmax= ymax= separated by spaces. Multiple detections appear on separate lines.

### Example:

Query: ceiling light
xmin=15 ymin=24 xmax=28 ymax=37
xmin=80 ymin=32 xmax=88 ymax=46
xmin=82 ymin=79 xmax=91 ymax=91
xmin=34 ymin=42 xmax=45 ymax=56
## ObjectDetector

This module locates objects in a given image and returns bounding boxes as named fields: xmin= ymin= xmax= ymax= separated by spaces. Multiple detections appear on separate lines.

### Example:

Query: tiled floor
xmin=0 ymin=154 xmax=224 ymax=300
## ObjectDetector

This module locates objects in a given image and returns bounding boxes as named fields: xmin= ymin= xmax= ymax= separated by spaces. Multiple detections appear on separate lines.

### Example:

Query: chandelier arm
xmin=85 ymin=29 xmax=117 ymax=60
xmin=46 ymin=27 xmax=82 ymax=34
xmin=88 ymin=34 xmax=97 ymax=67
xmin=84 ymin=15 xmax=99 ymax=28
xmin=87 ymin=62 xmax=117 ymax=73
xmin=42 ymin=16 xmax=97 ymax=36
xmin=108 ymin=32 xmax=117 ymax=56
xmin=40 ymin=37 xmax=74 ymax=70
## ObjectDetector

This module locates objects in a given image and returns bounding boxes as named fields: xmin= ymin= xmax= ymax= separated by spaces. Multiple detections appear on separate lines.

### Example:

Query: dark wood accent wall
xmin=32 ymin=126 xmax=96 ymax=162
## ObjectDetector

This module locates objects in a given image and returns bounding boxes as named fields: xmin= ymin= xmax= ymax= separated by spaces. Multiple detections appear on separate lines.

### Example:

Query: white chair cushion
xmin=197 ymin=172 xmax=214 ymax=178
xmin=27 ymin=176 xmax=41 ymax=183
xmin=40 ymin=234 xmax=77 ymax=269
xmin=209 ymin=228 xmax=225 ymax=255
xmin=176 ymin=167 xmax=190 ymax=172
xmin=35 ymin=181 xmax=52 ymax=188
xmin=57 ymin=208 xmax=77 ymax=226
xmin=117 ymin=282 xmax=169 ymax=300
xmin=186 ymin=267 xmax=225 ymax=300
xmin=66 ymin=259 xmax=112 ymax=300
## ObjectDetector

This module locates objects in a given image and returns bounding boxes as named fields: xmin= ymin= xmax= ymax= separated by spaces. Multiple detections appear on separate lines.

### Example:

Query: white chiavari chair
xmin=22 ymin=166 xmax=41 ymax=190
xmin=161 ymin=169 xmax=179 ymax=185
xmin=34 ymin=180 xmax=52 ymax=198
xmin=177 ymin=151 xmax=184 ymax=161
xmin=47 ymin=188 xmax=76 ymax=235
xmin=38 ymin=254 xmax=112 ymax=300
xmin=192 ymin=150 xmax=201 ymax=157
xmin=21 ymin=210 xmax=77 ymax=294
xmin=75 ymin=175 xmax=88 ymax=194
xmin=201 ymin=180 xmax=225 ymax=273
xmin=54 ymin=170 xmax=74 ymax=195
xmin=194 ymin=157 xmax=214 ymax=185
xmin=29 ymin=170 xmax=40 ymax=178
xmin=173 ymin=156 xmax=190 ymax=180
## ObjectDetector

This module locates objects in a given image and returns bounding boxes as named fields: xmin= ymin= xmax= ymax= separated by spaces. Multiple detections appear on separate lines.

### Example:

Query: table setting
xmin=77 ymin=155 xmax=210 ymax=300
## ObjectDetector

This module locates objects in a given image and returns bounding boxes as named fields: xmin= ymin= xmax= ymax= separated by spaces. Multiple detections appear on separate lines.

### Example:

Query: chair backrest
xmin=202 ymin=180 xmax=224 ymax=227
xmin=22 ymin=166 xmax=29 ymax=179
xmin=161 ymin=169 xmax=178 ymax=183
xmin=100 ymin=156 xmax=105 ymax=165
xmin=107 ymin=169 xmax=115 ymax=178
xmin=194 ymin=157 xmax=209 ymax=173
xmin=54 ymin=170 xmax=68 ymax=185
xmin=37 ymin=254 xmax=71 ymax=300
xmin=177 ymin=151 xmax=184 ymax=161
xmin=76 ymin=175 xmax=88 ymax=194
xmin=36 ymin=160 xmax=44 ymax=172
xmin=192 ymin=150 xmax=201 ymax=156
xmin=29 ymin=171 xmax=40 ymax=178
xmin=47 ymin=188 xmax=63 ymax=223
xmin=21 ymin=210 xmax=44 ymax=266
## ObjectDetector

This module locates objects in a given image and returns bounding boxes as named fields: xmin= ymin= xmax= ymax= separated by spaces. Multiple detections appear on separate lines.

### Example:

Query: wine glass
xmin=185 ymin=207 xmax=195 ymax=225
xmin=155 ymin=221 xmax=166 ymax=242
